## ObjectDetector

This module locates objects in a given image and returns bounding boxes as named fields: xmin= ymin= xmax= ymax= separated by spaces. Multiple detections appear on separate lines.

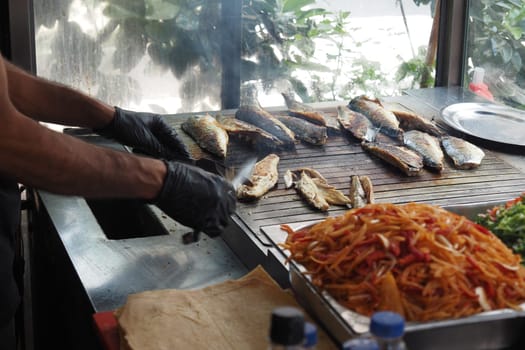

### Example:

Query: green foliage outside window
xmin=467 ymin=0 xmax=525 ymax=108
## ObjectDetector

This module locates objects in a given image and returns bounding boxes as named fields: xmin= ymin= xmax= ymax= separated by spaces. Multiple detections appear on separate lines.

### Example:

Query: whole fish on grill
xmin=181 ymin=114 xmax=229 ymax=158
xmin=235 ymin=86 xmax=296 ymax=148
xmin=361 ymin=142 xmax=424 ymax=176
xmin=350 ymin=175 xmax=374 ymax=208
xmin=337 ymin=105 xmax=377 ymax=142
xmin=281 ymin=92 xmax=327 ymax=126
xmin=275 ymin=115 xmax=328 ymax=145
xmin=236 ymin=154 xmax=280 ymax=201
xmin=284 ymin=168 xmax=351 ymax=211
xmin=391 ymin=108 xmax=443 ymax=137
xmin=348 ymin=95 xmax=402 ymax=137
xmin=374 ymin=131 xmax=403 ymax=145
xmin=217 ymin=115 xmax=285 ymax=151
xmin=441 ymin=136 xmax=485 ymax=169
xmin=403 ymin=130 xmax=444 ymax=171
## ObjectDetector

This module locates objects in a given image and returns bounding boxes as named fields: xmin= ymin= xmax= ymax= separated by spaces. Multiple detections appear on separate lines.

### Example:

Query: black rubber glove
xmin=95 ymin=107 xmax=191 ymax=161
xmin=153 ymin=161 xmax=236 ymax=237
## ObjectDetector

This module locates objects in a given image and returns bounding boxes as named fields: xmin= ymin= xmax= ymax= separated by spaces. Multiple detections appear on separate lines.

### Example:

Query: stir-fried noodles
xmin=281 ymin=203 xmax=525 ymax=322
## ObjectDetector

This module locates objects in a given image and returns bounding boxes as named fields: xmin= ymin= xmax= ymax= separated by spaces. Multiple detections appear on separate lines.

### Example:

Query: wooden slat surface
xmin=167 ymin=92 xmax=525 ymax=233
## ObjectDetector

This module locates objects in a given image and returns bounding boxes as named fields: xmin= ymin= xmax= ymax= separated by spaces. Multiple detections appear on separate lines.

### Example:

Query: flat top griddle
xmin=167 ymin=92 xmax=525 ymax=237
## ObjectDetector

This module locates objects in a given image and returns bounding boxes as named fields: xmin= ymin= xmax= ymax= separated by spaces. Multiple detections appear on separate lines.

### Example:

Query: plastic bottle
xmin=303 ymin=322 xmax=318 ymax=349
xmin=369 ymin=311 xmax=407 ymax=350
xmin=469 ymin=67 xmax=494 ymax=101
xmin=342 ymin=337 xmax=380 ymax=350
xmin=268 ymin=306 xmax=305 ymax=349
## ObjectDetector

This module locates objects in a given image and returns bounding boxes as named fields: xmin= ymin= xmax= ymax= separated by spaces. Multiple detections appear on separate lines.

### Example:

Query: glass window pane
xmin=466 ymin=2 xmax=525 ymax=108
xmin=241 ymin=0 xmax=437 ymax=107
xmin=33 ymin=0 xmax=223 ymax=114
xmin=33 ymin=1 xmax=437 ymax=112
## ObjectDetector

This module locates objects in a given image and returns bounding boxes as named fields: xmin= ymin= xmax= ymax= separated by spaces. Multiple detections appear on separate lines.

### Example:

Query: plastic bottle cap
xmin=370 ymin=311 xmax=405 ymax=339
xmin=342 ymin=337 xmax=380 ymax=350
xmin=270 ymin=306 xmax=305 ymax=345
xmin=472 ymin=67 xmax=485 ymax=85
xmin=304 ymin=322 xmax=318 ymax=347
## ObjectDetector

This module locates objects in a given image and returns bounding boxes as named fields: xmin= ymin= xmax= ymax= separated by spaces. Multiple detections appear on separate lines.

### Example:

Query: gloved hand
xmin=153 ymin=161 xmax=236 ymax=237
xmin=95 ymin=107 xmax=191 ymax=161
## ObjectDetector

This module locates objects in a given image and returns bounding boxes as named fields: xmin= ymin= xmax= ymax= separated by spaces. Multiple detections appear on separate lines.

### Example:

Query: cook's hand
xmin=95 ymin=107 xmax=191 ymax=161
xmin=153 ymin=161 xmax=236 ymax=237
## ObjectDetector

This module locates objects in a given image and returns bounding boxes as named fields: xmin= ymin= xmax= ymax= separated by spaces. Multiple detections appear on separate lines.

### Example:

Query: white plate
xmin=440 ymin=102 xmax=525 ymax=146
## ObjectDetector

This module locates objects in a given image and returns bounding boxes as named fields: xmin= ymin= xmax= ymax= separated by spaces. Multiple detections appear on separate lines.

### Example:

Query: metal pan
xmin=261 ymin=200 xmax=525 ymax=350
xmin=440 ymin=102 xmax=525 ymax=146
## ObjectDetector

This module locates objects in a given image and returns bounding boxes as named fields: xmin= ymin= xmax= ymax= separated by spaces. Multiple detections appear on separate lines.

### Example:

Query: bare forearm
xmin=0 ymin=108 xmax=166 ymax=200
xmin=5 ymin=60 xmax=114 ymax=128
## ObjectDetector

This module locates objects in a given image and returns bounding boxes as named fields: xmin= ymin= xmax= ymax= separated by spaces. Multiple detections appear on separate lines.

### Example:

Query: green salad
xmin=476 ymin=193 xmax=525 ymax=261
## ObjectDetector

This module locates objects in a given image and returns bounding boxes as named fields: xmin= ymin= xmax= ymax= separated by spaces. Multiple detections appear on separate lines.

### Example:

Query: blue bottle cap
xmin=304 ymin=322 xmax=318 ymax=347
xmin=370 ymin=311 xmax=405 ymax=339
xmin=342 ymin=337 xmax=380 ymax=350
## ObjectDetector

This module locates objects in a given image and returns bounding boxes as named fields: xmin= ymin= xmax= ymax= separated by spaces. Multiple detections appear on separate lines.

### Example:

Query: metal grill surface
xmin=168 ymin=97 xmax=525 ymax=233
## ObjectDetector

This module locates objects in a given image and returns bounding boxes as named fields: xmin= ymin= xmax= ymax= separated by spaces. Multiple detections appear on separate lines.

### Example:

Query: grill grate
xmin=168 ymin=103 xmax=525 ymax=232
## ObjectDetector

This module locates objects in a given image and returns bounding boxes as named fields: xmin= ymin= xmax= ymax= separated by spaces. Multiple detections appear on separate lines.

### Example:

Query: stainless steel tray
xmin=261 ymin=200 xmax=525 ymax=350
xmin=440 ymin=102 xmax=525 ymax=146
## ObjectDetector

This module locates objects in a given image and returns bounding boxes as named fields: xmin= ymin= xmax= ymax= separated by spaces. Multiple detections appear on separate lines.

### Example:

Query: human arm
xmin=0 ymin=104 xmax=234 ymax=235
xmin=4 ymin=60 xmax=190 ymax=160
xmin=4 ymin=59 xmax=114 ymax=128
xmin=0 ymin=103 xmax=165 ymax=199
xmin=0 ymin=57 xmax=234 ymax=235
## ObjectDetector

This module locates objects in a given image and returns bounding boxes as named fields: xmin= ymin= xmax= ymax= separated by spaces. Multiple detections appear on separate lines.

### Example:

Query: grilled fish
xmin=373 ymin=131 xmax=403 ymax=145
xmin=391 ymin=108 xmax=443 ymax=137
xmin=217 ymin=115 xmax=285 ymax=151
xmin=281 ymin=92 xmax=327 ymax=126
xmin=361 ymin=142 xmax=424 ymax=176
xmin=283 ymin=168 xmax=327 ymax=189
xmin=337 ymin=105 xmax=377 ymax=142
xmin=313 ymin=178 xmax=352 ymax=207
xmin=236 ymin=86 xmax=295 ymax=148
xmin=348 ymin=96 xmax=402 ymax=137
xmin=181 ymin=114 xmax=229 ymax=158
xmin=285 ymin=168 xmax=351 ymax=211
xmin=275 ymin=115 xmax=328 ymax=145
xmin=295 ymin=172 xmax=331 ymax=211
xmin=236 ymin=154 xmax=280 ymax=201
xmin=349 ymin=175 xmax=374 ymax=208
xmin=441 ymin=136 xmax=485 ymax=169
xmin=403 ymin=130 xmax=444 ymax=171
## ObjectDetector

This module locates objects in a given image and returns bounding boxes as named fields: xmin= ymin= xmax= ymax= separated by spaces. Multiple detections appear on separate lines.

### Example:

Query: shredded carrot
xmin=280 ymin=203 xmax=525 ymax=322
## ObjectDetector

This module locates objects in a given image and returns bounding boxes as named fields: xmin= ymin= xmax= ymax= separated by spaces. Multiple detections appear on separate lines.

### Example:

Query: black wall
xmin=0 ymin=1 xmax=10 ymax=57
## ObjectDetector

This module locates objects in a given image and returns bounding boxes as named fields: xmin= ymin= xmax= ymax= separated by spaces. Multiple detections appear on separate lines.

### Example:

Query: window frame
xmin=7 ymin=0 xmax=470 ymax=106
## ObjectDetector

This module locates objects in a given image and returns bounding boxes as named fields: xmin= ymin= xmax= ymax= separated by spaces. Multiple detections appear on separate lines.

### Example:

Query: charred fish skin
xmin=181 ymin=114 xmax=229 ymax=158
xmin=337 ymin=105 xmax=377 ymax=142
xmin=348 ymin=95 xmax=402 ymax=138
xmin=391 ymin=109 xmax=443 ymax=137
xmin=441 ymin=136 xmax=485 ymax=170
xmin=236 ymin=86 xmax=296 ymax=148
xmin=236 ymin=154 xmax=280 ymax=201
xmin=361 ymin=142 xmax=424 ymax=176
xmin=281 ymin=92 xmax=327 ymax=126
xmin=403 ymin=130 xmax=444 ymax=171
xmin=275 ymin=115 xmax=328 ymax=145
xmin=217 ymin=115 xmax=285 ymax=151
